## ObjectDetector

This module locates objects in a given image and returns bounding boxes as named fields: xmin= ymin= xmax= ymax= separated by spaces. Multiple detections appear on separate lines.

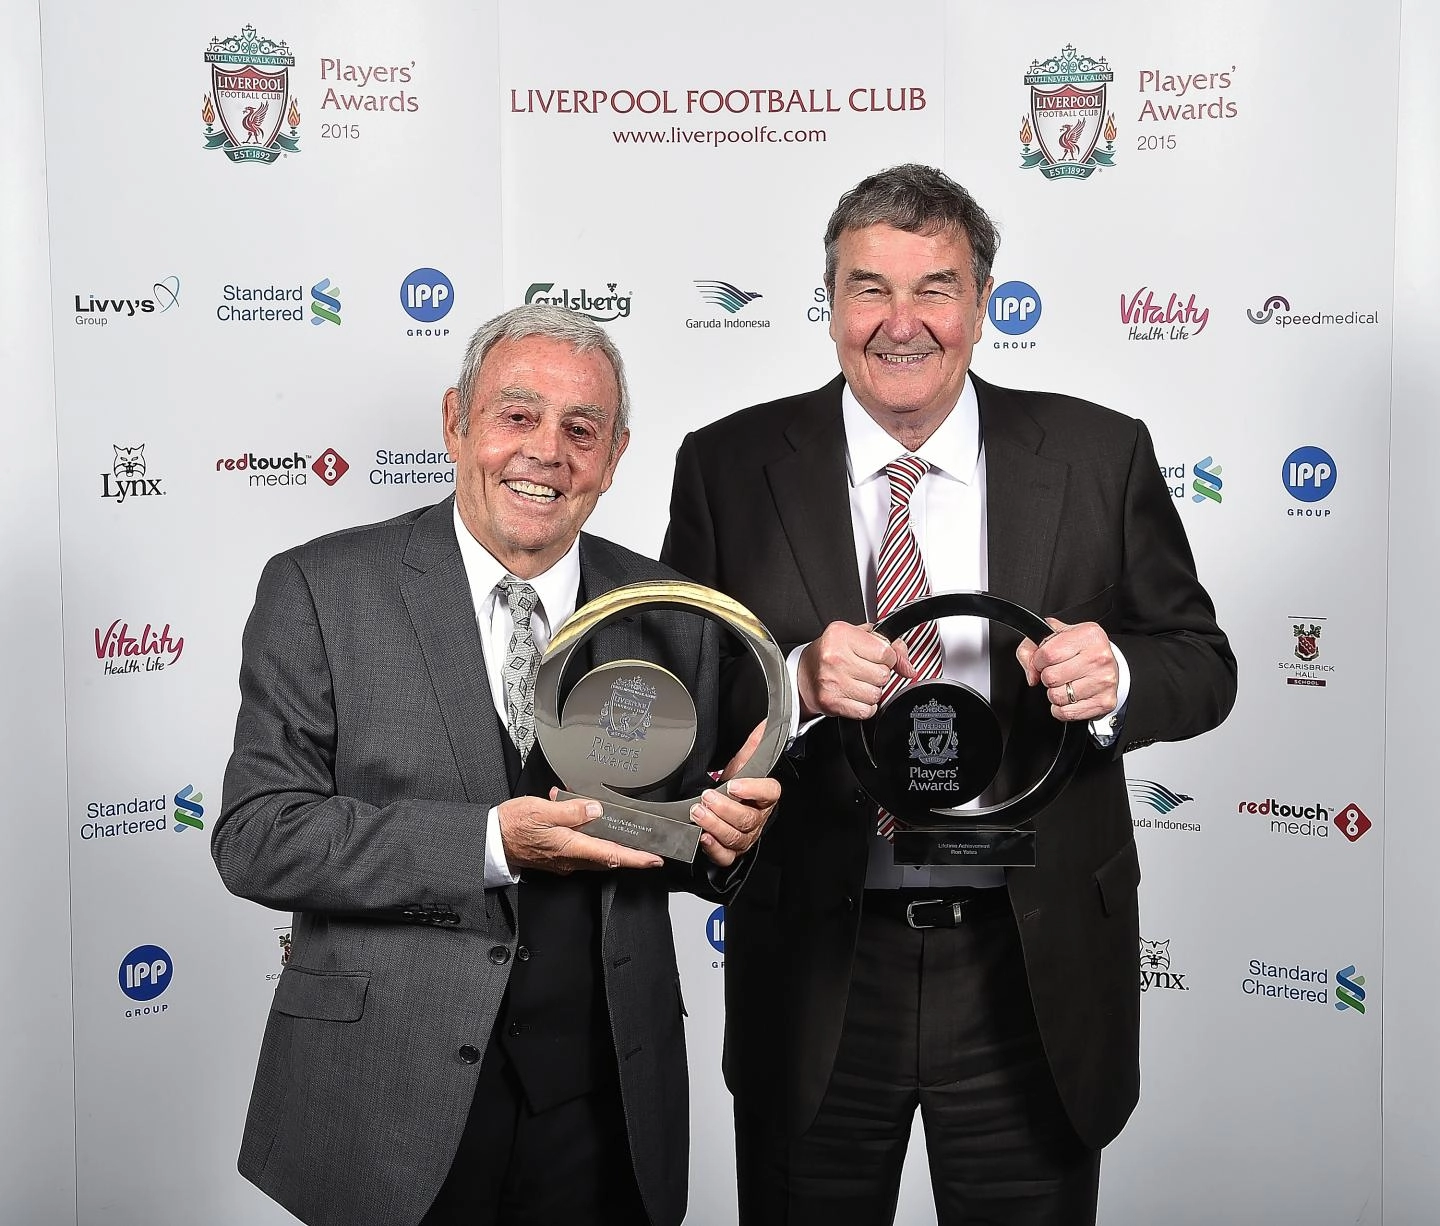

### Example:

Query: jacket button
xmin=507 ymin=1021 xmax=524 ymax=1037
xmin=516 ymin=945 xmax=531 ymax=962
xmin=457 ymin=1045 xmax=480 ymax=1065
xmin=843 ymin=895 xmax=855 ymax=911
xmin=853 ymin=789 xmax=868 ymax=805
xmin=488 ymin=946 xmax=510 ymax=965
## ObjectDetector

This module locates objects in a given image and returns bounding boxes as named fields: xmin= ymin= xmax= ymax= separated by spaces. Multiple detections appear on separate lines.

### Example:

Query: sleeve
xmin=1107 ymin=419 xmax=1238 ymax=754
xmin=211 ymin=552 xmax=499 ymax=930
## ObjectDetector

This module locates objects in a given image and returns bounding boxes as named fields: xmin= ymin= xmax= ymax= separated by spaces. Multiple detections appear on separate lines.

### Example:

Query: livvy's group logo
xmin=1020 ymin=45 xmax=1116 ymax=180
xmin=688 ymin=280 xmax=770 ymax=331
xmin=1121 ymin=288 xmax=1208 ymax=341
xmin=202 ymin=25 xmax=301 ymax=164
xmin=94 ymin=619 xmax=184 ymax=676
xmin=1281 ymin=615 xmax=1333 ymax=689
xmin=73 ymin=276 xmax=180 ymax=327
xmin=525 ymin=282 xmax=632 ymax=323
xmin=101 ymin=445 xmax=165 ymax=506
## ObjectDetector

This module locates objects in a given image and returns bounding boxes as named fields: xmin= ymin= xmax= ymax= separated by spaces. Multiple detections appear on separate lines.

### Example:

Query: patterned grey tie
xmin=500 ymin=577 xmax=541 ymax=760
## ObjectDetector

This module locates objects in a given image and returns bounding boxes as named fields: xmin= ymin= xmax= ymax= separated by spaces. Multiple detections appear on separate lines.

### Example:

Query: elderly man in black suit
xmin=663 ymin=164 xmax=1235 ymax=1225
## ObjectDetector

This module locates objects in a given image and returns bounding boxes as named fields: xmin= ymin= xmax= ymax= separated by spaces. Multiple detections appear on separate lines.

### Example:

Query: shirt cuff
xmin=785 ymin=643 xmax=824 ymax=746
xmin=1089 ymin=643 xmax=1131 ymax=747
xmin=484 ymin=805 xmax=520 ymax=888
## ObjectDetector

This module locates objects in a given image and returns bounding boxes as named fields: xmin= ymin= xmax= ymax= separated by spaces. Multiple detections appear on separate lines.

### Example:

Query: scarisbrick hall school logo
xmin=201 ymin=24 xmax=301 ymax=165
xmin=1019 ymin=45 xmax=1116 ymax=180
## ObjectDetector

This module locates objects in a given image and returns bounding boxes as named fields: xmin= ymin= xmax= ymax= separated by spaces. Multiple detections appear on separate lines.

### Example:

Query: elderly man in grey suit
xmin=213 ymin=303 xmax=780 ymax=1226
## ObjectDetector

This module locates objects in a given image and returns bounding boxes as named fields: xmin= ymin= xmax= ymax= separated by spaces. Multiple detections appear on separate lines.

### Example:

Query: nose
xmin=882 ymin=296 xmax=922 ymax=343
xmin=525 ymin=417 xmax=566 ymax=465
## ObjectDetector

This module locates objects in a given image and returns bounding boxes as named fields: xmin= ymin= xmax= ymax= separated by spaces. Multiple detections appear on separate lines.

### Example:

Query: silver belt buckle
xmin=905 ymin=897 xmax=963 ymax=929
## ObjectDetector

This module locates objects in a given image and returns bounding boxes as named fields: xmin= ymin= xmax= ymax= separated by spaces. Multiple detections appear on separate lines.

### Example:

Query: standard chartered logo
xmin=1191 ymin=457 xmax=1222 ymax=504
xmin=173 ymin=785 xmax=204 ymax=832
xmin=1335 ymin=965 xmax=1367 ymax=1014
xmin=310 ymin=278 xmax=342 ymax=326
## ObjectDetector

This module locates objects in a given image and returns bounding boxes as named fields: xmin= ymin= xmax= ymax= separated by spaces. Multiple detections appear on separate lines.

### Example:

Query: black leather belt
xmin=863 ymin=888 xmax=1011 ymax=929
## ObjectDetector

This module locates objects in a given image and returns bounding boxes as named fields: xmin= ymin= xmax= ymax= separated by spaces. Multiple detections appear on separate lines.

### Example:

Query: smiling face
xmin=443 ymin=334 xmax=629 ymax=578
xmin=828 ymin=223 xmax=992 ymax=448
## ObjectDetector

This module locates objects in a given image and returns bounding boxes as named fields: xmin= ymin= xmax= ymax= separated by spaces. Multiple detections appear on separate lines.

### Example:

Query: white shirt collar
xmin=841 ymin=372 xmax=981 ymax=487
xmin=451 ymin=500 xmax=582 ymax=634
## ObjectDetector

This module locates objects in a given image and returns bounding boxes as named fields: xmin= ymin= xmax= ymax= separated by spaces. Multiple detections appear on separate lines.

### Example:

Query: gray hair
xmin=823 ymin=164 xmax=1000 ymax=298
xmin=451 ymin=303 xmax=630 ymax=445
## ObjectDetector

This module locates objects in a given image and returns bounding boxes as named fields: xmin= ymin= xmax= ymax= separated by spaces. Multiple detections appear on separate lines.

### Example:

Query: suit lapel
xmin=399 ymin=498 xmax=511 ymax=809
xmin=763 ymin=376 xmax=867 ymax=628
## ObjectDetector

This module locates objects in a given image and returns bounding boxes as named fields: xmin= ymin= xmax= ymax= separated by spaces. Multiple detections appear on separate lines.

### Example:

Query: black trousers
xmin=420 ymin=1045 xmax=648 ymax=1226
xmin=736 ymin=895 xmax=1100 ymax=1226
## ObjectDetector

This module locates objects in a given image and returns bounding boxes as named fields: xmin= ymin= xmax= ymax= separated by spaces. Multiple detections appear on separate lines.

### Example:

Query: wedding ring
xmin=1065 ymin=681 xmax=1077 ymax=706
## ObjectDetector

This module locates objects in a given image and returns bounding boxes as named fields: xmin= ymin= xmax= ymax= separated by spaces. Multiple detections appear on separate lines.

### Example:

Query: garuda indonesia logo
xmin=1019 ymin=45 xmax=1116 ymax=180
xmin=202 ymin=24 xmax=301 ymax=165
xmin=600 ymin=675 xmax=656 ymax=742
xmin=908 ymin=699 xmax=959 ymax=767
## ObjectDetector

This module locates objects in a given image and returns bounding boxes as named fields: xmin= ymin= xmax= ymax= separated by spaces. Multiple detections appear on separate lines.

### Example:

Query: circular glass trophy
xmin=534 ymin=580 xmax=792 ymax=862
xmin=838 ymin=591 xmax=1088 ymax=867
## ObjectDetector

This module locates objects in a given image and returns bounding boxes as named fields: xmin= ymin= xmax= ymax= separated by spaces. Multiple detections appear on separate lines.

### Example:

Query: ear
xmin=973 ymin=276 xmax=995 ymax=343
xmin=599 ymin=428 xmax=630 ymax=494
xmin=441 ymin=388 xmax=463 ymax=459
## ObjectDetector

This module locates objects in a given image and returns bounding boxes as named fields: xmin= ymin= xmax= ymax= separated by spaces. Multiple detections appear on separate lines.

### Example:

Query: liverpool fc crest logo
xmin=600 ymin=675 xmax=656 ymax=742
xmin=202 ymin=24 xmax=301 ymax=165
xmin=908 ymin=700 xmax=960 ymax=767
xmin=1019 ymin=45 xmax=1116 ymax=180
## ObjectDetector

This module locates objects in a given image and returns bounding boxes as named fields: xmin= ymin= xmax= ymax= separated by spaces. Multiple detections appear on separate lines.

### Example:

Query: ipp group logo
xmin=1282 ymin=446 xmax=1336 ymax=513
xmin=119 ymin=944 xmax=173 ymax=1017
xmin=705 ymin=905 xmax=725 ymax=968
xmin=401 ymin=268 xmax=454 ymax=336
xmin=1127 ymin=778 xmax=1201 ymax=832
xmin=987 ymin=281 xmax=1041 ymax=350
xmin=688 ymin=281 xmax=770 ymax=331
xmin=100 ymin=444 xmax=165 ymax=507
xmin=1019 ymin=45 xmax=1117 ymax=179
xmin=72 ymin=276 xmax=180 ymax=327
xmin=525 ymin=281 xmax=632 ymax=322
xmin=202 ymin=25 xmax=301 ymax=164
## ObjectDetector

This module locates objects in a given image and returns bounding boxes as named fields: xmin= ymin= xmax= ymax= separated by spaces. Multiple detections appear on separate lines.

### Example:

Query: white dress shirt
xmin=787 ymin=374 xmax=1129 ymax=889
xmin=452 ymin=502 xmax=582 ymax=888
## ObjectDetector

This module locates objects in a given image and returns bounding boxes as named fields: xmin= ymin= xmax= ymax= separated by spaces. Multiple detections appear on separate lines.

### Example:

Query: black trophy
xmin=839 ymin=591 xmax=1087 ymax=867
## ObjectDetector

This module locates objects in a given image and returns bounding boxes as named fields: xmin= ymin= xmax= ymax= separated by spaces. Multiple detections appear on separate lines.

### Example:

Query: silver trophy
xmin=534 ymin=581 xmax=792 ymax=862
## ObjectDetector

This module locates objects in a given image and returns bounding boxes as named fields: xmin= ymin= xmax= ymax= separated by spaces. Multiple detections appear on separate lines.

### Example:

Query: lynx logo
xmin=119 ymin=944 xmax=172 ymax=1015
xmin=401 ymin=268 xmax=454 ymax=333
xmin=1139 ymin=938 xmax=1188 ymax=991
xmin=988 ymin=281 xmax=1041 ymax=348
xmin=1282 ymin=446 xmax=1335 ymax=509
xmin=1335 ymin=965 xmax=1367 ymax=1014
xmin=202 ymin=25 xmax=301 ymax=164
xmin=706 ymin=905 xmax=725 ymax=968
xmin=101 ymin=445 xmax=165 ymax=505
xmin=1019 ymin=45 xmax=1117 ymax=179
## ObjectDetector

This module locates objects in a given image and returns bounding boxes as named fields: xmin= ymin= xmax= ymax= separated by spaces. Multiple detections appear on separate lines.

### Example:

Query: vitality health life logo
xmin=173 ymin=785 xmax=204 ymax=833
xmin=1019 ymin=45 xmax=1117 ymax=180
xmin=311 ymin=279 xmax=342 ymax=326
xmin=1192 ymin=457 xmax=1222 ymax=504
xmin=202 ymin=25 xmax=301 ymax=164
xmin=1335 ymin=965 xmax=1367 ymax=1014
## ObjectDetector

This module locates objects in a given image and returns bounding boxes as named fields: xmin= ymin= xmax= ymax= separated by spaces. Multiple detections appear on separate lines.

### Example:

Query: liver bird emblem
xmin=1058 ymin=116 xmax=1085 ymax=161
xmin=242 ymin=101 xmax=269 ymax=144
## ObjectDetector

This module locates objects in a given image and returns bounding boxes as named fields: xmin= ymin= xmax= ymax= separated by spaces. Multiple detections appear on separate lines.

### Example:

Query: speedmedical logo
xmin=987 ymin=280 xmax=1041 ymax=349
xmin=119 ymin=944 xmax=173 ymax=1017
xmin=1247 ymin=293 xmax=1378 ymax=329
xmin=400 ymin=267 xmax=454 ymax=337
xmin=1282 ymin=445 xmax=1336 ymax=513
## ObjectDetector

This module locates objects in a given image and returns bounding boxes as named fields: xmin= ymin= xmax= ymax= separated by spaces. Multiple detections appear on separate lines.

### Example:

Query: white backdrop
xmin=5 ymin=1 xmax=1434 ymax=1222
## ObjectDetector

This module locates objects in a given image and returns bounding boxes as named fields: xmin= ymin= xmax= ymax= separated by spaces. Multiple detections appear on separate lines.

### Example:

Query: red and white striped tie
xmin=875 ymin=454 xmax=944 ymax=839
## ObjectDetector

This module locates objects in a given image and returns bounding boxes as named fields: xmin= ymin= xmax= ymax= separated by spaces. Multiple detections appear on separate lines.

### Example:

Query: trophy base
xmin=893 ymin=826 xmax=1036 ymax=868
xmin=560 ymin=791 xmax=704 ymax=863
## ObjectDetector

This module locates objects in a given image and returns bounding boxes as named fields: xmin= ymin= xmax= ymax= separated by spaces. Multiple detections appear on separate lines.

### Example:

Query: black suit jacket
xmin=214 ymin=497 xmax=727 ymax=1226
xmin=661 ymin=373 xmax=1236 ymax=1148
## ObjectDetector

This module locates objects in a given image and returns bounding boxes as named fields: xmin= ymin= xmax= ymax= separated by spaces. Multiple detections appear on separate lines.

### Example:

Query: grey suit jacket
xmin=214 ymin=496 xmax=724 ymax=1226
